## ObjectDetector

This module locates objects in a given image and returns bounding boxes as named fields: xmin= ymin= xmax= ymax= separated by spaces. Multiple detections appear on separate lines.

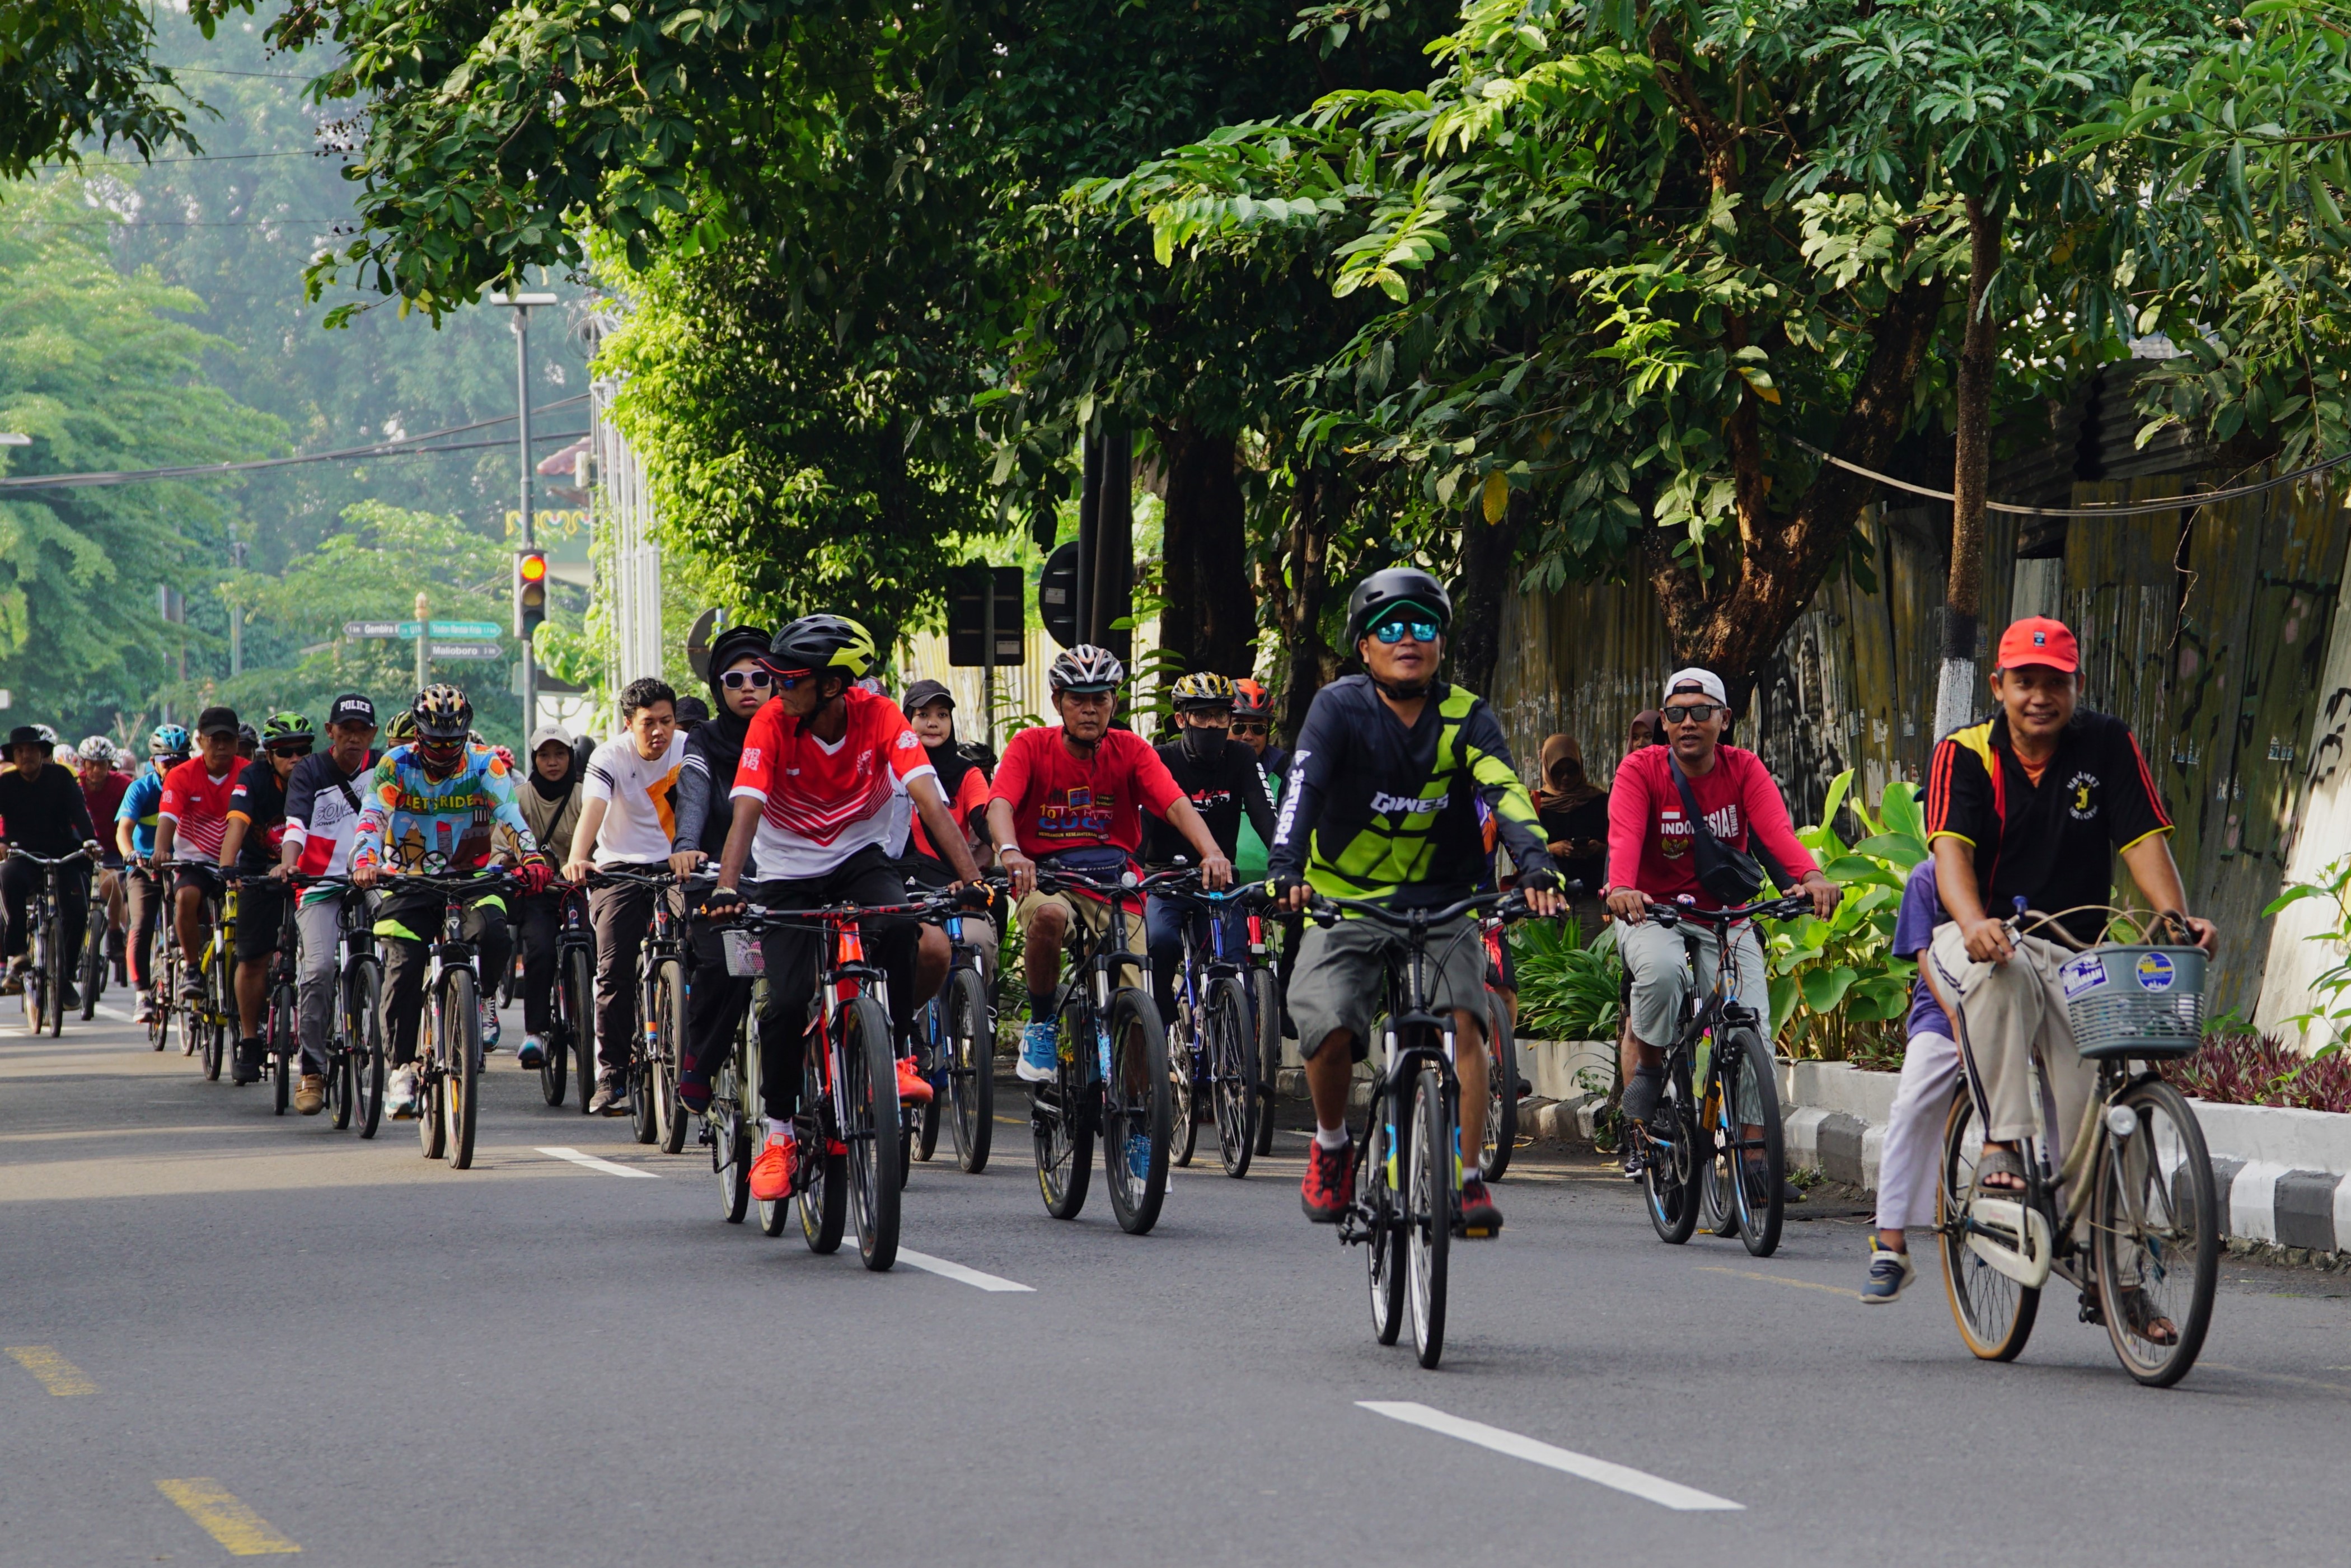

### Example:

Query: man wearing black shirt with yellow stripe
xmin=1143 ymin=672 xmax=1275 ymax=1033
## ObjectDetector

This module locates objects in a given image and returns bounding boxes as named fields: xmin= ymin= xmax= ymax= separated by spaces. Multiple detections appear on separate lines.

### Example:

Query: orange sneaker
xmin=894 ymin=1055 xmax=934 ymax=1105
xmin=750 ymin=1136 xmax=797 ymax=1203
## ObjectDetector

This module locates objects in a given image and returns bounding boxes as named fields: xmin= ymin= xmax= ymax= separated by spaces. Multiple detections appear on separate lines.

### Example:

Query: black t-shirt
xmin=1142 ymin=733 xmax=1275 ymax=867
xmin=0 ymin=762 xmax=95 ymax=856
xmin=1924 ymin=708 xmax=2172 ymax=944
xmin=1538 ymin=792 xmax=1610 ymax=890
xmin=227 ymin=757 xmax=293 ymax=874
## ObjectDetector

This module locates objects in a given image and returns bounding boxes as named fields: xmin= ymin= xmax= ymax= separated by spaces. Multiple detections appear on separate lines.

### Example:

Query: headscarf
xmin=923 ymin=718 xmax=976 ymax=802
xmin=529 ymin=742 xmax=578 ymax=803
xmin=699 ymin=625 xmax=772 ymax=784
xmin=1628 ymin=709 xmax=1661 ymax=753
xmin=1533 ymin=734 xmax=1601 ymax=812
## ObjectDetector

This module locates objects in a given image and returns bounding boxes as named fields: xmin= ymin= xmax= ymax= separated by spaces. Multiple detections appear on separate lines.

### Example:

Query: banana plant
xmin=1767 ymin=770 xmax=1929 ymax=1060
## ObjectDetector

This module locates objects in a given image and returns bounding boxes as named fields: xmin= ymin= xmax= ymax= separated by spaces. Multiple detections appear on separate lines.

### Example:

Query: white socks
xmin=766 ymin=1120 xmax=794 ymax=1149
xmin=1314 ymin=1125 xmax=1348 ymax=1151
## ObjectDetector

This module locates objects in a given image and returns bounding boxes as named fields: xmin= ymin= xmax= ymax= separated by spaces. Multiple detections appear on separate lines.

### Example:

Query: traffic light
xmin=514 ymin=549 xmax=548 ymax=638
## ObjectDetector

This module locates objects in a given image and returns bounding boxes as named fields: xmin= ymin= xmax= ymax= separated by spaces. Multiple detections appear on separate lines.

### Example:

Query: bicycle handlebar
xmin=1306 ymin=884 xmax=1574 ymax=930
xmin=5 ymin=847 xmax=95 ymax=867
xmin=1641 ymin=892 xmax=1815 ymax=927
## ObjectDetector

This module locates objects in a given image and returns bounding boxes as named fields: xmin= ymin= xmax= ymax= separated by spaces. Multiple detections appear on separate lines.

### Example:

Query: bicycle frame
xmin=1338 ymin=905 xmax=1469 ymax=1249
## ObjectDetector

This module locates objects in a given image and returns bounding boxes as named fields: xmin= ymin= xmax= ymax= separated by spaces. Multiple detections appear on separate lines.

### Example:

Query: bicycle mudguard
xmin=1965 ymin=1196 xmax=2054 ymax=1290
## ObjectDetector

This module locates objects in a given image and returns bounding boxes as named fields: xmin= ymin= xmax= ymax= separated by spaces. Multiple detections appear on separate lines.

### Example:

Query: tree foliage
xmin=0 ymin=0 xmax=202 ymax=179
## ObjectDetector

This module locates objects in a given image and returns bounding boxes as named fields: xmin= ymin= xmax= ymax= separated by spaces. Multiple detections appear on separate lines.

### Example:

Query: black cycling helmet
xmin=766 ymin=614 xmax=877 ymax=681
xmin=1344 ymin=567 xmax=1453 ymax=645
xmin=411 ymin=683 xmax=474 ymax=741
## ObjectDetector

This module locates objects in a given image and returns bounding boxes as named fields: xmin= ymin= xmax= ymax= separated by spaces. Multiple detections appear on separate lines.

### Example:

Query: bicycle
xmin=181 ymin=870 xmax=237 ymax=1081
xmin=246 ymin=878 xmax=304 ymax=1115
xmin=397 ymin=869 xmax=512 ymax=1170
xmin=1249 ymin=907 xmax=1287 ymax=1159
xmin=912 ymin=898 xmax=995 ymax=1174
xmin=1158 ymin=873 xmax=1262 ymax=1178
xmin=1324 ymin=886 xmax=1548 ymax=1370
xmin=1931 ymin=904 xmax=2219 ymax=1388
xmin=585 ymin=866 xmax=694 ymax=1153
xmin=540 ymin=882 xmax=596 ymax=1112
xmin=1477 ymin=915 xmax=1521 ymax=1181
xmin=700 ymin=927 xmax=766 ymax=1226
xmin=76 ymin=872 xmax=114 ymax=1022
xmin=134 ymin=867 xmax=185 ymax=1055
xmin=1629 ymin=893 xmax=1809 ymax=1260
xmin=292 ymin=877 xmax=387 ymax=1136
xmin=8 ymin=849 xmax=90 ymax=1038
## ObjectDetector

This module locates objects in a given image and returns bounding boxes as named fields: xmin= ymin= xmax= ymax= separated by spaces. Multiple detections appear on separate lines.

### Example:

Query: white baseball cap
xmin=1662 ymin=667 xmax=1729 ymax=705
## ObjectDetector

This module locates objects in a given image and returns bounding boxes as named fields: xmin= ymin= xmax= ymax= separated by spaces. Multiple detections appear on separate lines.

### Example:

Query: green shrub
xmin=1767 ymin=769 xmax=1928 ymax=1064
xmin=1512 ymin=917 xmax=1625 ymax=1042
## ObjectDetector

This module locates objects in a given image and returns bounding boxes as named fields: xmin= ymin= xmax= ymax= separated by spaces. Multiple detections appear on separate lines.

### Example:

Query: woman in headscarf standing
xmin=1534 ymin=733 xmax=1610 ymax=932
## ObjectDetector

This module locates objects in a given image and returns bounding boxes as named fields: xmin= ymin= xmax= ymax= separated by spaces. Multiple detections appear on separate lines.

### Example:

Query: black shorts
xmin=170 ymin=862 xmax=226 ymax=900
xmin=233 ymin=877 xmax=291 ymax=962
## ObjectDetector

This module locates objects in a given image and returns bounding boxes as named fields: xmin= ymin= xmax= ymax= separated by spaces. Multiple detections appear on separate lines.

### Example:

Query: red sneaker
xmin=750 ymin=1137 xmax=797 ymax=1203
xmin=1300 ymin=1139 xmax=1350 ymax=1223
xmin=894 ymin=1056 xmax=934 ymax=1105
xmin=1457 ymin=1176 xmax=1504 ymax=1238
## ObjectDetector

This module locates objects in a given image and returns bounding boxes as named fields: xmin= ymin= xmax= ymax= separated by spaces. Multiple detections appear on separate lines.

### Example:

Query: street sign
xmin=345 ymin=619 xmax=504 ymax=640
xmin=947 ymin=565 xmax=1025 ymax=667
xmin=430 ymin=620 xmax=503 ymax=639
xmin=345 ymin=621 xmax=403 ymax=639
xmin=430 ymin=643 xmax=502 ymax=660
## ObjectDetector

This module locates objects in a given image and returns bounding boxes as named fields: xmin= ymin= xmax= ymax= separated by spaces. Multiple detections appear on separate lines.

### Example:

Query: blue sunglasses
xmin=1370 ymin=618 xmax=1441 ymax=645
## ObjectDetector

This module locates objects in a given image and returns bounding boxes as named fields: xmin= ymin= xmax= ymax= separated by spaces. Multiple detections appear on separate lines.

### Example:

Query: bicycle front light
xmin=2105 ymin=1104 xmax=2138 ymax=1140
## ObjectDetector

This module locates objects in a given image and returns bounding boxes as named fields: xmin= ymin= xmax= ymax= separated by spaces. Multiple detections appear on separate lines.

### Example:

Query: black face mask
xmin=1181 ymin=726 xmax=1228 ymax=765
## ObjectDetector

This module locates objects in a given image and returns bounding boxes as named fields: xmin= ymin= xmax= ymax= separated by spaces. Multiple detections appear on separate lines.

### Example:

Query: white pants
xmin=1874 ymin=1029 xmax=1958 ymax=1232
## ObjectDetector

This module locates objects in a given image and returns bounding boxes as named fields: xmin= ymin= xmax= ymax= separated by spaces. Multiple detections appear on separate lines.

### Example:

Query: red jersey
xmin=911 ymin=763 xmax=990 ymax=864
xmin=988 ymin=726 xmax=1184 ymax=865
xmin=729 ymin=687 xmax=936 ymax=878
xmin=81 ymin=770 xmax=129 ymax=846
xmin=1604 ymin=743 xmax=1818 ymax=909
xmin=158 ymin=757 xmax=241 ymax=864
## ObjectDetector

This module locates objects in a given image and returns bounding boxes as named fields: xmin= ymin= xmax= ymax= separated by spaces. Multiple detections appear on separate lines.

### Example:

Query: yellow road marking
xmin=6 ymin=1345 xmax=96 ymax=1394
xmin=1698 ymin=1265 xmax=1854 ymax=1298
xmin=2200 ymin=1363 xmax=2351 ymax=1397
xmin=156 ymin=1480 xmax=301 ymax=1556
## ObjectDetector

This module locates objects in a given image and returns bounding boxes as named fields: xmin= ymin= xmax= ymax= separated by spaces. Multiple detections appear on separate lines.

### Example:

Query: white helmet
xmin=77 ymin=736 xmax=118 ymax=766
xmin=54 ymin=741 xmax=78 ymax=766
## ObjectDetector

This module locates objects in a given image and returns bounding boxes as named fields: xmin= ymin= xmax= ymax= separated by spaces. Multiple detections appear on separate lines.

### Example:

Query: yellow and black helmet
xmin=1169 ymin=671 xmax=1237 ymax=711
xmin=410 ymin=683 xmax=473 ymax=741
xmin=766 ymin=614 xmax=877 ymax=680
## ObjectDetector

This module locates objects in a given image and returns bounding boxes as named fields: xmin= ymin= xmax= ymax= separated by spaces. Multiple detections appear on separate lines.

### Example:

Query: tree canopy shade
xmin=0 ymin=0 xmax=202 ymax=179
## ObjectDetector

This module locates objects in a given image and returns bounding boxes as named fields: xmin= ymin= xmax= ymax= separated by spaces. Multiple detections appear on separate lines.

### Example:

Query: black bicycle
xmin=1632 ymin=894 xmax=1809 ymax=1259
xmin=1027 ymin=868 xmax=1188 ymax=1234
xmin=293 ymin=877 xmax=388 ymax=1136
xmin=913 ymin=897 xmax=996 ymax=1173
xmin=544 ymin=882 xmax=596 ymax=1112
xmin=1158 ymin=873 xmax=1263 ymax=1178
xmin=76 ymin=869 xmax=115 ymax=1022
xmin=397 ymin=870 xmax=512 ymax=1169
xmin=247 ymin=878 xmax=304 ymax=1116
xmin=586 ymin=866 xmax=695 ymax=1152
xmin=8 ymin=849 xmax=90 ymax=1037
xmin=1316 ymin=888 xmax=1545 ymax=1369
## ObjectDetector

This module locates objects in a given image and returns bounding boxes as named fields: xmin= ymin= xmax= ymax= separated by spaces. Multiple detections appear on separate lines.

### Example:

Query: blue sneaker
xmin=477 ymin=997 xmax=502 ymax=1049
xmin=1860 ymin=1237 xmax=1916 ymax=1304
xmin=1127 ymin=1133 xmax=1151 ymax=1183
xmin=1016 ymin=1020 xmax=1059 ymax=1083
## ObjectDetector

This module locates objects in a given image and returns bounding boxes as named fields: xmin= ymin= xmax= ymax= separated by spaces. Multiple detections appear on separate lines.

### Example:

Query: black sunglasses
xmin=1661 ymin=703 xmax=1718 ymax=724
xmin=1230 ymin=722 xmax=1269 ymax=737
xmin=268 ymin=742 xmax=314 ymax=758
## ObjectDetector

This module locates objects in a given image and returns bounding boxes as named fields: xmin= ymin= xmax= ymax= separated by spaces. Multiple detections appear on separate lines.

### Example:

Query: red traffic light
xmin=517 ymin=551 xmax=548 ymax=583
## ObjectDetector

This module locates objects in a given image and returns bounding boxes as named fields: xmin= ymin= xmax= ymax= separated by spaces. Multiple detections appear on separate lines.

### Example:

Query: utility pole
xmin=494 ymin=288 xmax=558 ymax=742
xmin=415 ymin=589 xmax=430 ymax=696
xmin=227 ymin=537 xmax=247 ymax=678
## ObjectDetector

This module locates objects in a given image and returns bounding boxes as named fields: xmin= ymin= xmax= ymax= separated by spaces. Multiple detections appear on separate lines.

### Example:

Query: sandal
xmin=2113 ymin=1284 xmax=2180 ymax=1346
xmin=1976 ymin=1145 xmax=2029 ymax=1195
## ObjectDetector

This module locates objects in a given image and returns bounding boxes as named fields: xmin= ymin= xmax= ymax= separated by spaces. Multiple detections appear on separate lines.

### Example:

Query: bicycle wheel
xmin=1481 ymin=996 xmax=1518 ymax=1182
xmin=418 ymin=1011 xmax=448 ymax=1162
xmin=654 ymin=960 xmax=689 ymax=1154
xmin=797 ymin=1044 xmax=848 ymax=1253
xmin=1206 ymin=975 xmax=1257 ymax=1178
xmin=944 ymin=966 xmax=992 ymax=1173
xmin=841 ymin=993 xmax=901 ymax=1271
xmin=444 ymin=967 xmax=482 ymax=1168
xmin=713 ymin=1042 xmax=752 ymax=1224
xmin=1640 ymin=1070 xmax=1700 ymax=1244
xmin=2092 ymin=1077 xmax=2218 ymax=1387
xmin=22 ymin=909 xmax=46 ymax=1037
xmin=1251 ymin=965 xmax=1281 ymax=1158
xmin=540 ymin=1008 xmax=570 ymax=1107
xmin=1102 ymin=986 xmax=1172 ymax=1236
xmin=1936 ymin=1087 xmax=2038 ymax=1361
xmin=564 ymin=946 xmax=596 ymax=1114
xmin=44 ymin=901 xmax=64 ymax=1036
xmin=1722 ymin=1028 xmax=1785 ymax=1257
xmin=353 ymin=960 xmax=386 ymax=1140
xmin=270 ymin=979 xmax=297 ymax=1116
xmin=1035 ymin=989 xmax=1094 ymax=1220
xmin=914 ymin=1003 xmax=943 ymax=1163
xmin=1170 ymin=1003 xmax=1199 ymax=1170
xmin=1406 ymin=1065 xmax=1453 ymax=1369
xmin=630 ymin=971 xmax=661 ymax=1146
xmin=78 ymin=921 xmax=102 ymax=1021
xmin=1699 ymin=1066 xmax=1740 ymax=1238
xmin=200 ymin=972 xmax=226 ymax=1083
xmin=1362 ymin=1099 xmax=1405 ymax=1346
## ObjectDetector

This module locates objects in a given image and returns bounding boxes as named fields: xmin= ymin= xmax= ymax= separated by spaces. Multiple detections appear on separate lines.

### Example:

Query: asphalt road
xmin=3 ymin=997 xmax=2347 ymax=1567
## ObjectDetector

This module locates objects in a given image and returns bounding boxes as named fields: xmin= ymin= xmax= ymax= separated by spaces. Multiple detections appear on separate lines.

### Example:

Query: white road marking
xmin=1357 ymin=1402 xmax=1743 ymax=1512
xmin=95 ymin=1004 xmax=136 ymax=1023
xmin=898 ymin=1249 xmax=1035 ymax=1293
xmin=536 ymin=1146 xmax=659 ymax=1178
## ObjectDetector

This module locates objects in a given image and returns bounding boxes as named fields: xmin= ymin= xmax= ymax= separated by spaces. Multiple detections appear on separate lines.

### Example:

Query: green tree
xmin=1 ymin=0 xmax=198 ymax=179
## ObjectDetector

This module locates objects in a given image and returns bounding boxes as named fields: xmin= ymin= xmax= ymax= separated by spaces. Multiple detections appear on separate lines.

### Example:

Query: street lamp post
xmin=492 ymin=289 xmax=558 ymax=741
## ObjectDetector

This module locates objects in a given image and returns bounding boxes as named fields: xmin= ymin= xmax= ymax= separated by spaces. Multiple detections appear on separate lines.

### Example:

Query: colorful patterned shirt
xmin=350 ymin=742 xmax=537 ymax=876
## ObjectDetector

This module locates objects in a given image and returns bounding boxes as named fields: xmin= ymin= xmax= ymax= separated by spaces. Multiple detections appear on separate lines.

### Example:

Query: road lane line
xmin=898 ymin=1249 xmax=1035 ymax=1293
xmin=1357 ymin=1402 xmax=1743 ymax=1511
xmin=536 ymin=1146 xmax=659 ymax=1178
xmin=1699 ymin=1265 xmax=1852 ymax=1297
xmin=95 ymin=1003 xmax=137 ymax=1023
xmin=6 ymin=1345 xmax=96 ymax=1394
xmin=155 ymin=1480 xmax=301 ymax=1555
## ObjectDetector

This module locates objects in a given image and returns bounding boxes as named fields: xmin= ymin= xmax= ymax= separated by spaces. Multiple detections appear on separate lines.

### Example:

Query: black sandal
xmin=1977 ymin=1145 xmax=2028 ymax=1195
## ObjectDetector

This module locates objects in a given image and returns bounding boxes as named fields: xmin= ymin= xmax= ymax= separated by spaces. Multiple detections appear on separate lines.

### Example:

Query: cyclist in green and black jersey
xmin=1270 ymin=568 xmax=1563 ymax=1236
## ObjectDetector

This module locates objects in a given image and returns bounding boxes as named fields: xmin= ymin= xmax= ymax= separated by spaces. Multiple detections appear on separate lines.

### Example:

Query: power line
xmin=1788 ymin=435 xmax=2351 ymax=517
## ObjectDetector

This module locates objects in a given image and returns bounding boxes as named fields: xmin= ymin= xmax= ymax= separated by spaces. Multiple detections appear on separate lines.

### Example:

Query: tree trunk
xmin=1156 ymin=422 xmax=1256 ymax=681
xmin=1449 ymin=493 xmax=1521 ymax=697
xmin=1260 ymin=465 xmax=1345 ymax=742
xmin=1933 ymin=196 xmax=2003 ymax=741
xmin=1647 ymin=274 xmax=1949 ymax=716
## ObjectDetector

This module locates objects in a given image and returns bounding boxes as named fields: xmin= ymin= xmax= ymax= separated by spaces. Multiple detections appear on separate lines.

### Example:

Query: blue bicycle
xmin=1159 ymin=875 xmax=1265 ymax=1178
xmin=913 ymin=898 xmax=996 ymax=1174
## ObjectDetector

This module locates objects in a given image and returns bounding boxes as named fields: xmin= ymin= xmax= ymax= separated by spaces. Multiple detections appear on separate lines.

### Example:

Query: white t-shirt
xmin=582 ymin=733 xmax=685 ymax=865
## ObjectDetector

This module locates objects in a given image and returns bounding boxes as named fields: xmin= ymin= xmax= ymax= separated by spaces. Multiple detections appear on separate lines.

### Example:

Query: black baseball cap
xmin=328 ymin=693 xmax=377 ymax=728
xmin=901 ymin=678 xmax=953 ymax=715
xmin=196 ymin=705 xmax=239 ymax=737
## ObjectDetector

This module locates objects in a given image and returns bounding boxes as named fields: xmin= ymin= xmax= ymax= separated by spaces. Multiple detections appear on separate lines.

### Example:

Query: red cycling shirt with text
xmin=728 ymin=687 xmax=936 ymax=880
xmin=157 ymin=757 xmax=241 ymax=864
xmin=987 ymin=724 xmax=1184 ymax=867
xmin=1604 ymin=743 xmax=1817 ymax=910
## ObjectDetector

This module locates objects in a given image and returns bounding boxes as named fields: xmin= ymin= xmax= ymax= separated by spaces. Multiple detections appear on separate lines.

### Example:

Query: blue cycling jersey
xmin=117 ymin=764 xmax=166 ymax=858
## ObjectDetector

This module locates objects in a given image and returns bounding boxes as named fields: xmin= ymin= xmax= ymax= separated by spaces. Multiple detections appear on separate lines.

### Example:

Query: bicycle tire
xmin=1102 ymin=986 xmax=1172 ymax=1236
xmin=1935 ymin=1087 xmax=2038 ymax=1361
xmin=330 ymin=1036 xmax=354 ymax=1131
xmin=797 ymin=1046 xmax=847 ymax=1253
xmin=843 ymin=993 xmax=901 ymax=1271
xmin=713 ymin=1039 xmax=752 ymax=1224
xmin=78 ymin=919 xmax=102 ymax=1021
xmin=1251 ymin=965 xmax=1281 ymax=1157
xmin=1036 ymin=989 xmax=1093 ymax=1221
xmin=418 ymin=1003 xmax=448 ymax=1162
xmin=1207 ymin=975 xmax=1257 ymax=1178
xmin=655 ymin=959 xmax=689 ymax=1154
xmin=2092 ymin=1077 xmax=2218 ymax=1387
xmin=1481 ymin=995 xmax=1518 ymax=1182
xmin=913 ymin=1001 xmax=942 ymax=1162
xmin=1699 ymin=1069 xmax=1740 ymax=1239
xmin=446 ymin=966 xmax=481 ymax=1168
xmin=270 ymin=979 xmax=297 ymax=1116
xmin=353 ymin=959 xmax=386 ymax=1140
xmin=1170 ymin=1000 xmax=1198 ymax=1169
xmin=629 ymin=968 xmax=660 ymax=1146
xmin=1362 ymin=1103 xmax=1405 ymax=1345
xmin=44 ymin=900 xmax=64 ymax=1036
xmin=1640 ymin=1072 xmax=1700 ymax=1244
xmin=22 ymin=905 xmax=45 ymax=1037
xmin=202 ymin=1001 xmax=226 ymax=1082
xmin=1406 ymin=1064 xmax=1452 ymax=1369
xmin=564 ymin=946 xmax=596 ymax=1114
xmin=945 ymin=966 xmax=992 ymax=1173
xmin=1722 ymin=1028 xmax=1785 ymax=1257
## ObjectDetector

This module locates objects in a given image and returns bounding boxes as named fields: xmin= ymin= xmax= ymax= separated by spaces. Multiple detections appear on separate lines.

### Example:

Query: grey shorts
xmin=1289 ymin=914 xmax=1487 ymax=1061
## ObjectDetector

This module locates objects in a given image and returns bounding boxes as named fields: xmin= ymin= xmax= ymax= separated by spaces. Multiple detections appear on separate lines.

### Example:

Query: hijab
xmin=925 ymin=719 xmax=977 ymax=801
xmin=1533 ymin=733 xmax=1602 ymax=812
xmin=530 ymin=745 xmax=578 ymax=803
xmin=1629 ymin=709 xmax=1661 ymax=753
xmin=699 ymin=625 xmax=772 ymax=789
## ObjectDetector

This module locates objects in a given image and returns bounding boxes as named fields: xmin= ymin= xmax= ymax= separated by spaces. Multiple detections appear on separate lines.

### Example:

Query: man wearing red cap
xmin=1922 ymin=617 xmax=2215 ymax=1272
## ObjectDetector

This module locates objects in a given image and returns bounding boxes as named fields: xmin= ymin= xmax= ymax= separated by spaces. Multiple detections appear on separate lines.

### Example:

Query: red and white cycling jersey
xmin=729 ymin=687 xmax=936 ymax=878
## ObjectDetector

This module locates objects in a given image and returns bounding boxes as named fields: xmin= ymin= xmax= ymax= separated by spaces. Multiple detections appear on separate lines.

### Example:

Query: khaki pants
xmin=1926 ymin=923 xmax=2098 ymax=1155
